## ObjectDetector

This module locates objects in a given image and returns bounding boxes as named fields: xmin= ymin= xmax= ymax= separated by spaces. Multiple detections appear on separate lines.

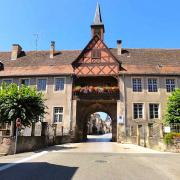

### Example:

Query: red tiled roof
xmin=0 ymin=65 xmax=74 ymax=77
xmin=0 ymin=48 xmax=180 ymax=77
xmin=120 ymin=65 xmax=180 ymax=75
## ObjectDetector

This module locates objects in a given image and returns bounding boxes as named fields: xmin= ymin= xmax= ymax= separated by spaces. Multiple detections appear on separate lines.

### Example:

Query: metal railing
xmin=170 ymin=123 xmax=180 ymax=133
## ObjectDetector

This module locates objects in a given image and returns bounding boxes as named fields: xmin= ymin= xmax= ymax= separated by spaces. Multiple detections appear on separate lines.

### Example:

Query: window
xmin=38 ymin=116 xmax=44 ymax=122
xmin=0 ymin=62 xmax=4 ymax=70
xmin=149 ymin=104 xmax=159 ymax=119
xmin=133 ymin=103 xmax=143 ymax=119
xmin=132 ymin=78 xmax=142 ymax=92
xmin=166 ymin=79 xmax=175 ymax=92
xmin=37 ymin=79 xmax=47 ymax=91
xmin=53 ymin=107 xmax=63 ymax=123
xmin=3 ymin=79 xmax=12 ymax=85
xmin=55 ymin=78 xmax=64 ymax=91
xmin=148 ymin=123 xmax=153 ymax=137
xmin=148 ymin=78 xmax=158 ymax=92
xmin=92 ymin=49 xmax=101 ymax=59
xmin=20 ymin=79 xmax=30 ymax=86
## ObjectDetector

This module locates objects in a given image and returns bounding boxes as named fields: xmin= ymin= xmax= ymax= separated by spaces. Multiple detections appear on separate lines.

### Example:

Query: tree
xmin=165 ymin=88 xmax=180 ymax=125
xmin=0 ymin=83 xmax=46 ymax=127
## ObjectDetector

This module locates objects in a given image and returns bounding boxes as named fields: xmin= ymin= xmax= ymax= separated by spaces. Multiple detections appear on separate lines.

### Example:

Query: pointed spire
xmin=91 ymin=2 xmax=105 ymax=40
xmin=93 ymin=2 xmax=103 ymax=25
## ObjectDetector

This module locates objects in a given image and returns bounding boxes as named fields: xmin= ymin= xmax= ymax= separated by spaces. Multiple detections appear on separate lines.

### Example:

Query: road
xmin=0 ymin=134 xmax=179 ymax=180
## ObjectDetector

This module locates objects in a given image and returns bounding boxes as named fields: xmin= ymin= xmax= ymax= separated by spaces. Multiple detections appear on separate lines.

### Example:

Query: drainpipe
xmin=70 ymin=74 xmax=75 ymax=137
xmin=123 ymin=73 xmax=127 ymax=138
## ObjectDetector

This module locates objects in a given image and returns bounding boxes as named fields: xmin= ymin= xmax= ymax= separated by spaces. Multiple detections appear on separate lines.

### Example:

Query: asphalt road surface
xmin=0 ymin=134 xmax=179 ymax=180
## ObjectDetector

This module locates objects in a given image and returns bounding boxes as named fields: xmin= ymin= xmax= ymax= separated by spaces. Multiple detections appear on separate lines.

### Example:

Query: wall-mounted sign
xmin=117 ymin=115 xmax=124 ymax=124
xmin=164 ymin=126 xmax=171 ymax=133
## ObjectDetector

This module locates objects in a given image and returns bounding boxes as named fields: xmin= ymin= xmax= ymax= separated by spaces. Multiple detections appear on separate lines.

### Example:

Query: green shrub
xmin=0 ymin=82 xmax=46 ymax=127
xmin=165 ymin=88 xmax=180 ymax=125
xmin=164 ymin=132 xmax=180 ymax=145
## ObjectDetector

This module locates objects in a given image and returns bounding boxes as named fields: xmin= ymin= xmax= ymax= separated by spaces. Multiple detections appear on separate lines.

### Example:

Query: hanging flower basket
xmin=73 ymin=86 xmax=81 ymax=92
xmin=73 ymin=86 xmax=119 ymax=94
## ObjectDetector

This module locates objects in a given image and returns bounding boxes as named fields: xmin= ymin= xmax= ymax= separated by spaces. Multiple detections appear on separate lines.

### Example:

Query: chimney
xmin=50 ymin=41 xmax=55 ymax=59
xmin=11 ymin=44 xmax=22 ymax=60
xmin=117 ymin=40 xmax=122 ymax=55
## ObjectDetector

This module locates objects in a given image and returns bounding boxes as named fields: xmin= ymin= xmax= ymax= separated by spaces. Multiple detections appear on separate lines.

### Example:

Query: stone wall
xmin=0 ymin=122 xmax=72 ymax=155
xmin=0 ymin=135 xmax=72 ymax=155
xmin=0 ymin=136 xmax=15 ymax=155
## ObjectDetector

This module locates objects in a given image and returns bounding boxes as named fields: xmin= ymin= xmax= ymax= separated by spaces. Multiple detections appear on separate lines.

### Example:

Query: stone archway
xmin=75 ymin=101 xmax=117 ymax=142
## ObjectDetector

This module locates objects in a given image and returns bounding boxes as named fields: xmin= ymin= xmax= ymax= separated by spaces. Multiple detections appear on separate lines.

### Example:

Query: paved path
xmin=0 ymin=134 xmax=179 ymax=180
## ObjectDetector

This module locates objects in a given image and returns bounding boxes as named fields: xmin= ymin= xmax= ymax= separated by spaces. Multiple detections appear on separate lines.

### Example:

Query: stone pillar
xmin=61 ymin=126 xmax=64 ymax=136
xmin=41 ymin=122 xmax=49 ymax=146
xmin=159 ymin=123 xmax=164 ymax=138
xmin=71 ymin=100 xmax=77 ymax=139
xmin=53 ymin=124 xmax=57 ymax=137
xmin=117 ymin=75 xmax=126 ymax=142
xmin=31 ymin=122 xmax=35 ymax=136
xmin=41 ymin=122 xmax=48 ymax=136
xmin=136 ymin=125 xmax=140 ymax=145
xmin=146 ymin=124 xmax=150 ymax=147
xmin=143 ymin=124 xmax=147 ymax=147
xmin=10 ymin=121 xmax=15 ymax=137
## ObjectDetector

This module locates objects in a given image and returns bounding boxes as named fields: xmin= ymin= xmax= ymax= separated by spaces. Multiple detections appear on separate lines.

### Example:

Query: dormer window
xmin=0 ymin=61 xmax=4 ymax=70
xmin=92 ymin=49 xmax=101 ymax=59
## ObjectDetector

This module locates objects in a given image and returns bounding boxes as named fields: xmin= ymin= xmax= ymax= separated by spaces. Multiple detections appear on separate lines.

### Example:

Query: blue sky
xmin=97 ymin=112 xmax=109 ymax=121
xmin=0 ymin=0 xmax=180 ymax=51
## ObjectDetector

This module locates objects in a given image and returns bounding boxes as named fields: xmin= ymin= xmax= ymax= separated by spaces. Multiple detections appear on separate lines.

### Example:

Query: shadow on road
xmin=0 ymin=162 xmax=78 ymax=180
xmin=45 ymin=145 xmax=78 ymax=152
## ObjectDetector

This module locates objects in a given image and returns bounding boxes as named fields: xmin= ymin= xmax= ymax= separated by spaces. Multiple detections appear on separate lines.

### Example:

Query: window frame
xmin=38 ymin=115 xmax=44 ymax=122
xmin=147 ymin=78 xmax=158 ymax=92
xmin=53 ymin=106 xmax=64 ymax=123
xmin=36 ymin=78 xmax=47 ymax=92
xmin=54 ymin=77 xmax=66 ymax=93
xmin=91 ymin=49 xmax=101 ymax=59
xmin=133 ymin=103 xmax=144 ymax=120
xmin=53 ymin=76 xmax=66 ymax=93
xmin=2 ymin=78 xmax=13 ymax=85
xmin=132 ymin=77 xmax=143 ymax=92
xmin=166 ymin=78 xmax=176 ymax=93
xmin=19 ymin=78 xmax=30 ymax=86
xmin=149 ymin=103 xmax=160 ymax=119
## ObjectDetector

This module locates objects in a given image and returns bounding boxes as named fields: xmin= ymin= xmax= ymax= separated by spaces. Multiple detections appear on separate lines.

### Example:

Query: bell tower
xmin=91 ymin=3 xmax=105 ymax=40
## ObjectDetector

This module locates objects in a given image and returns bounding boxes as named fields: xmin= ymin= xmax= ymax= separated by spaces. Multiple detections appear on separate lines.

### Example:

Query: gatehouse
xmin=0 ymin=3 xmax=180 ymax=148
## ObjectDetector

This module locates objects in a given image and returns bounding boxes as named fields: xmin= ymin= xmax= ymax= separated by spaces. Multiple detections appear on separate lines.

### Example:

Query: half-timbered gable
xmin=72 ymin=35 xmax=120 ymax=76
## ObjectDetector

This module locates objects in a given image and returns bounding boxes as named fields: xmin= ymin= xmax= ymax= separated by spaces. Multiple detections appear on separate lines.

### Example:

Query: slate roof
xmin=93 ymin=2 xmax=103 ymax=25
xmin=0 ymin=48 xmax=180 ymax=77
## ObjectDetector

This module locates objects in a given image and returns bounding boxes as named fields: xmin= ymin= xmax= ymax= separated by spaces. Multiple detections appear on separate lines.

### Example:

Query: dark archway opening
xmin=86 ymin=112 xmax=112 ymax=142
xmin=75 ymin=101 xmax=117 ymax=142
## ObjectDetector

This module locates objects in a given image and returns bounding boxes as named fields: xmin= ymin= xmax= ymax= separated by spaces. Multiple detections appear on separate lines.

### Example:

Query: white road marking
xmin=0 ymin=151 xmax=48 ymax=172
